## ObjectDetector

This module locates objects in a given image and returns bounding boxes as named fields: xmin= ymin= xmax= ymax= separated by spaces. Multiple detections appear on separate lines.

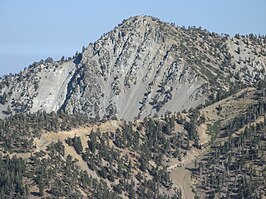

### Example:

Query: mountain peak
xmin=0 ymin=16 xmax=265 ymax=120
xmin=115 ymin=15 xmax=166 ymax=34
xmin=121 ymin=15 xmax=160 ymax=25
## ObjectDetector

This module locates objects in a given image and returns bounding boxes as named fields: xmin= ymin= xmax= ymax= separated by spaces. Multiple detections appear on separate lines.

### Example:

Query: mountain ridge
xmin=0 ymin=15 xmax=265 ymax=199
xmin=0 ymin=15 xmax=265 ymax=120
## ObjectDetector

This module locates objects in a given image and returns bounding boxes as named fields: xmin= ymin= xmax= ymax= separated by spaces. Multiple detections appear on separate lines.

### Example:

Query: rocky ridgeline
xmin=0 ymin=16 xmax=265 ymax=119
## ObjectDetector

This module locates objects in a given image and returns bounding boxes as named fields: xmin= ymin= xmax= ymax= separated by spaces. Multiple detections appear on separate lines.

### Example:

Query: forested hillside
xmin=0 ymin=83 xmax=265 ymax=199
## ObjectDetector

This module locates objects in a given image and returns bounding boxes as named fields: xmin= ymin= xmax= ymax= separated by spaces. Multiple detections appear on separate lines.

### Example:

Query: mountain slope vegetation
xmin=0 ymin=16 xmax=265 ymax=199
xmin=0 ymin=84 xmax=265 ymax=198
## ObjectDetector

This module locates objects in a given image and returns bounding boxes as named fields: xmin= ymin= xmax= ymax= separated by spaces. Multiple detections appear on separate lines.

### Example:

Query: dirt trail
xmin=171 ymin=166 xmax=194 ymax=199
xmin=169 ymin=149 xmax=199 ymax=199
xmin=34 ymin=120 xmax=121 ymax=151
xmin=169 ymin=146 xmax=209 ymax=199
xmin=167 ymin=116 xmax=211 ymax=199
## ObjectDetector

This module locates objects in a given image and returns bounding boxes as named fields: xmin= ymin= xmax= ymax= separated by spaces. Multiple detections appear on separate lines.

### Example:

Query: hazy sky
xmin=0 ymin=0 xmax=265 ymax=77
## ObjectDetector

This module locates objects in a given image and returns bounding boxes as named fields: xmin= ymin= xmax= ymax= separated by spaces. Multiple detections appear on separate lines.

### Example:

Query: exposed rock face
xmin=0 ymin=16 xmax=265 ymax=119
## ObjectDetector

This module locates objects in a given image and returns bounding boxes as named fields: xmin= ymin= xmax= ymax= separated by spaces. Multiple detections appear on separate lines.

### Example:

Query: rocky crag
xmin=0 ymin=15 xmax=265 ymax=120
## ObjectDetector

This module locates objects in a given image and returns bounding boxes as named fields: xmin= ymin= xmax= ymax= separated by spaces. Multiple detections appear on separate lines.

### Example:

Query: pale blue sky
xmin=0 ymin=0 xmax=265 ymax=77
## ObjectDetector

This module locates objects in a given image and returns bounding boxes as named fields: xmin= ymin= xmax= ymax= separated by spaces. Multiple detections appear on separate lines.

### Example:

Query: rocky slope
xmin=0 ymin=15 xmax=265 ymax=120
